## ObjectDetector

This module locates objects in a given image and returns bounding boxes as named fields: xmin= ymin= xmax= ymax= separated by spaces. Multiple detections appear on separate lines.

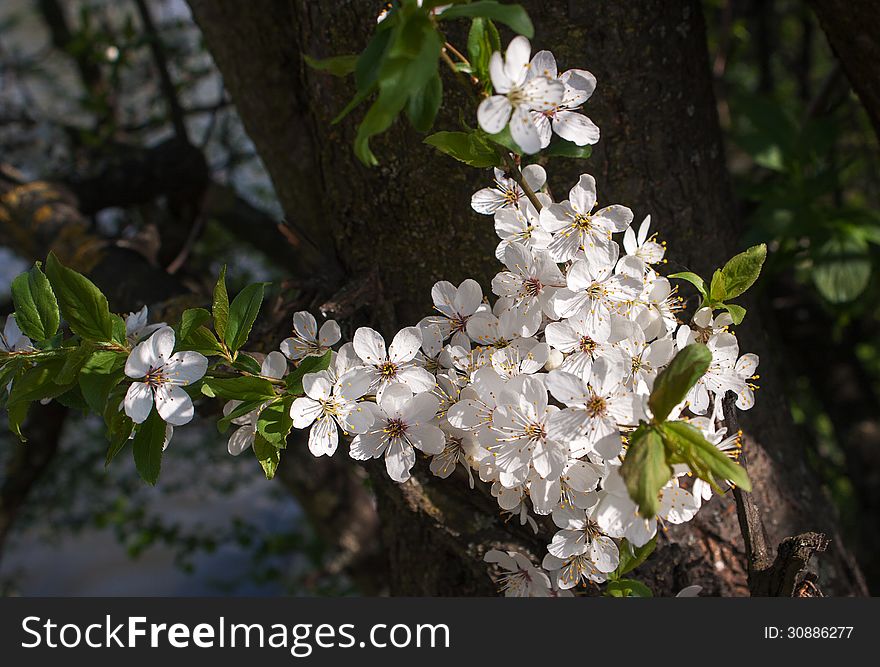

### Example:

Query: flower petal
xmin=124 ymin=382 xmax=154 ymax=423
xmin=155 ymin=384 xmax=195 ymax=426
xmin=477 ymin=95 xmax=513 ymax=134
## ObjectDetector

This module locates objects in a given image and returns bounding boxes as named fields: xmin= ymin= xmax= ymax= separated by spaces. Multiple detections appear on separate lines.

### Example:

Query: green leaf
xmin=212 ymin=265 xmax=229 ymax=342
xmin=8 ymin=400 xmax=29 ymax=442
xmin=232 ymin=353 xmax=263 ymax=376
xmin=178 ymin=325 xmax=224 ymax=357
xmin=466 ymin=17 xmax=499 ymax=87
xmin=721 ymin=303 xmax=747 ymax=325
xmin=709 ymin=268 xmax=726 ymax=303
xmin=610 ymin=536 xmax=657 ymax=579
xmin=44 ymin=253 xmax=113 ymax=342
xmin=669 ymin=271 xmax=708 ymax=300
xmin=543 ymin=139 xmax=593 ymax=160
xmin=620 ymin=425 xmax=672 ymax=517
xmin=79 ymin=350 xmax=126 ymax=412
xmin=179 ymin=308 xmax=211 ymax=342
xmin=104 ymin=387 xmax=134 ymax=466
xmin=355 ymin=26 xmax=394 ymax=93
xmin=487 ymin=125 xmax=522 ymax=154
xmin=424 ymin=131 xmax=500 ymax=167
xmin=225 ymin=283 xmax=265 ymax=353
xmin=660 ymin=421 xmax=752 ymax=492
xmin=285 ymin=350 xmax=333 ymax=395
xmin=303 ymin=53 xmax=358 ymax=77
xmin=256 ymin=398 xmax=294 ymax=448
xmin=717 ymin=243 xmax=767 ymax=301
xmin=605 ymin=579 xmax=653 ymax=598
xmin=201 ymin=376 xmax=277 ymax=402
xmin=648 ymin=344 xmax=712 ymax=422
xmin=405 ymin=72 xmax=442 ymax=132
xmin=131 ymin=411 xmax=166 ymax=485
xmin=11 ymin=262 xmax=59 ymax=341
xmin=812 ymin=236 xmax=871 ymax=303
xmin=56 ymin=342 xmax=98 ymax=385
xmin=438 ymin=1 xmax=534 ymax=38
xmin=8 ymin=357 xmax=73 ymax=407
xmin=354 ymin=11 xmax=443 ymax=165
xmin=110 ymin=313 xmax=127 ymax=345
xmin=253 ymin=434 xmax=281 ymax=480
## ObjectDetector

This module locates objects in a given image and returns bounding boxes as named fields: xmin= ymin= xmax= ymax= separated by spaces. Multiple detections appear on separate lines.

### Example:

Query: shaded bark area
xmin=810 ymin=0 xmax=880 ymax=140
xmin=186 ymin=0 xmax=867 ymax=595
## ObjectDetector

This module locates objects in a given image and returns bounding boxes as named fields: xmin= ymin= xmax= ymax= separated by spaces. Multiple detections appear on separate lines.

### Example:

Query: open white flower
xmin=280 ymin=311 xmax=341 ymax=361
xmin=544 ymin=307 xmax=625 ymax=379
xmin=429 ymin=422 xmax=488 ymax=488
xmin=492 ymin=242 xmax=565 ymax=333
xmin=552 ymin=246 xmax=643 ymax=324
xmin=352 ymin=326 xmax=436 ymax=400
xmin=0 ymin=315 xmax=31 ymax=352
xmin=471 ymin=165 xmax=547 ymax=215
xmin=530 ymin=459 xmax=602 ymax=515
xmin=421 ymin=279 xmax=485 ymax=348
xmin=542 ymin=551 xmax=607 ymax=589
xmin=123 ymin=326 xmax=207 ymax=426
xmin=527 ymin=50 xmax=600 ymax=148
xmin=493 ymin=196 xmax=552 ymax=261
xmin=124 ymin=305 xmax=166 ymax=344
xmin=224 ymin=350 xmax=288 ymax=456
xmin=622 ymin=215 xmax=665 ymax=269
xmin=547 ymin=506 xmax=620 ymax=573
xmin=349 ymin=383 xmax=444 ymax=482
xmin=540 ymin=174 xmax=633 ymax=264
xmin=477 ymin=36 xmax=564 ymax=154
xmin=484 ymin=549 xmax=551 ymax=597
xmin=290 ymin=367 xmax=375 ymax=457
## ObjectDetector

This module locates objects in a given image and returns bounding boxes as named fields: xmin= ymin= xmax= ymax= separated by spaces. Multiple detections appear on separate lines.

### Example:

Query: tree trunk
xmin=187 ymin=0 xmax=867 ymax=595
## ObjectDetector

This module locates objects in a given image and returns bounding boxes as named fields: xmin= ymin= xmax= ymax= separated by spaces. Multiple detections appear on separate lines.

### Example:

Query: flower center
xmin=384 ymin=418 xmax=407 ymax=439
xmin=573 ymin=213 xmax=593 ymax=232
xmin=578 ymin=336 xmax=597 ymax=354
xmin=522 ymin=277 xmax=543 ymax=298
xmin=524 ymin=421 xmax=546 ymax=440
xmin=586 ymin=394 xmax=607 ymax=418
xmin=144 ymin=366 xmax=170 ymax=388
xmin=378 ymin=361 xmax=398 ymax=380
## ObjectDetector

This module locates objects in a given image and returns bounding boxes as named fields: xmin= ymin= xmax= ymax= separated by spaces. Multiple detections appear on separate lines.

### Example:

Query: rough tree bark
xmin=184 ymin=0 xmax=867 ymax=596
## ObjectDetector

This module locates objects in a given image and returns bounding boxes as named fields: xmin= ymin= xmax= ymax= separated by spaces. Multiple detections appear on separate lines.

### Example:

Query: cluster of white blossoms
xmin=107 ymin=36 xmax=759 ymax=596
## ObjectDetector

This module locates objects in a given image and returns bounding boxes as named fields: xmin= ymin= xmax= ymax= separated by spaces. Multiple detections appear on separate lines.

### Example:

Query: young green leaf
xmin=201 ymin=376 xmax=277 ymax=402
xmin=721 ymin=303 xmax=747 ymax=325
xmin=256 ymin=398 xmax=294 ymax=448
xmin=717 ymin=243 xmax=767 ymax=301
xmin=253 ymin=434 xmax=281 ymax=480
xmin=11 ymin=262 xmax=59 ymax=341
xmin=424 ymin=131 xmax=500 ymax=167
xmin=405 ymin=72 xmax=443 ymax=132
xmin=177 ymin=325 xmax=225 ymax=357
xmin=437 ymin=1 xmax=534 ymax=38
xmin=709 ymin=268 xmax=726 ymax=303
xmin=660 ymin=420 xmax=752 ymax=492
xmin=303 ymin=53 xmax=358 ymax=77
xmin=131 ymin=410 xmax=166 ymax=485
xmin=609 ymin=536 xmax=657 ymax=580
xmin=668 ymin=271 xmax=708 ymax=300
xmin=44 ymin=253 xmax=114 ymax=342
xmin=179 ymin=307 xmax=211 ymax=342
xmin=224 ymin=282 xmax=265 ymax=353
xmin=79 ymin=350 xmax=126 ymax=413
xmin=648 ymin=344 xmax=712 ymax=422
xmin=605 ymin=579 xmax=653 ymax=598
xmin=619 ymin=426 xmax=672 ymax=518
xmin=543 ymin=139 xmax=593 ymax=159
xmin=212 ymin=265 xmax=229 ymax=341
xmin=232 ymin=353 xmax=263 ymax=376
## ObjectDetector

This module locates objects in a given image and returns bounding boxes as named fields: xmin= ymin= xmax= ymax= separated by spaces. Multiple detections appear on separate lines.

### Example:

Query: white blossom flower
xmin=527 ymin=50 xmax=600 ymax=148
xmin=123 ymin=326 xmax=207 ymax=426
xmin=547 ymin=506 xmax=620 ymax=573
xmin=544 ymin=308 xmax=625 ymax=378
xmin=552 ymin=248 xmax=643 ymax=325
xmin=493 ymin=196 xmax=552 ymax=261
xmin=124 ymin=305 xmax=166 ymax=344
xmin=421 ymin=279 xmax=485 ymax=348
xmin=477 ymin=36 xmax=565 ymax=154
xmin=280 ymin=311 xmax=341 ymax=361
xmin=542 ymin=552 xmax=607 ymax=589
xmin=540 ymin=174 xmax=633 ymax=264
xmin=290 ymin=367 xmax=375 ymax=457
xmin=491 ymin=243 xmax=565 ymax=333
xmin=471 ymin=165 xmax=547 ymax=215
xmin=622 ymin=215 xmax=665 ymax=270
xmin=676 ymin=585 xmax=703 ymax=597
xmin=429 ymin=421 xmax=488 ymax=487
xmin=483 ymin=375 xmax=576 ymax=481
xmin=490 ymin=338 xmax=549 ymax=380
xmin=616 ymin=326 xmax=675 ymax=395
xmin=0 ymin=315 xmax=31 ymax=352
xmin=631 ymin=274 xmax=679 ymax=341
xmin=352 ymin=326 xmax=436 ymax=400
xmin=684 ymin=333 xmax=747 ymax=415
xmin=484 ymin=549 xmax=551 ymax=597
xmin=466 ymin=297 xmax=534 ymax=342
xmin=224 ymin=351 xmax=287 ymax=456
xmin=349 ymin=383 xmax=444 ymax=482
xmin=530 ymin=459 xmax=602 ymax=515
xmin=676 ymin=307 xmax=733 ymax=349
xmin=546 ymin=358 xmax=641 ymax=459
